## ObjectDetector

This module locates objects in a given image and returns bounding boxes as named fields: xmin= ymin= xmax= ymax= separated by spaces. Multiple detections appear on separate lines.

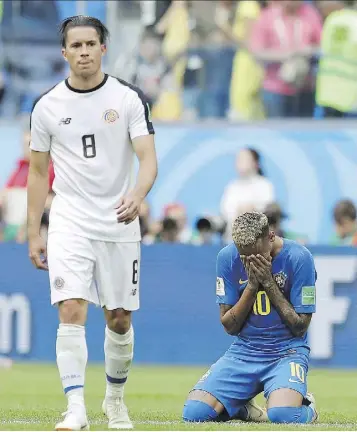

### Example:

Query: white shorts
xmin=47 ymin=232 xmax=140 ymax=310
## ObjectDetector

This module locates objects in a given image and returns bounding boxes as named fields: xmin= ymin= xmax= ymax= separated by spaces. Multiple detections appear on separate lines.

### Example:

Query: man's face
xmin=238 ymin=232 xmax=275 ymax=260
xmin=62 ymin=27 xmax=106 ymax=78
xmin=140 ymin=37 xmax=161 ymax=63
xmin=336 ymin=217 xmax=355 ymax=238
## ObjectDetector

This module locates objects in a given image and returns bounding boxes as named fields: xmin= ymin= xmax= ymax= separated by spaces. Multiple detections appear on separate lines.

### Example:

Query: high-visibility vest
xmin=316 ymin=9 xmax=357 ymax=112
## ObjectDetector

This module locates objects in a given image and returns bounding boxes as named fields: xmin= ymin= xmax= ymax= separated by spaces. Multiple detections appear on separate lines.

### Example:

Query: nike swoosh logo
xmin=289 ymin=379 xmax=301 ymax=384
xmin=239 ymin=279 xmax=248 ymax=284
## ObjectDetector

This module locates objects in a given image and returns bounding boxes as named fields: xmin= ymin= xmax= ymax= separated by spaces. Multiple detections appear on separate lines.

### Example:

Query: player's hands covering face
xmin=116 ymin=194 xmax=142 ymax=225
xmin=248 ymin=255 xmax=274 ymax=289
xmin=241 ymin=255 xmax=259 ymax=291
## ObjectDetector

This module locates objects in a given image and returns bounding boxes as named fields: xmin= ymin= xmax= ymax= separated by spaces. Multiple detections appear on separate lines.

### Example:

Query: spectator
xmin=1 ymin=0 xmax=64 ymax=116
xmin=151 ymin=70 xmax=183 ymax=121
xmin=190 ymin=0 xmax=223 ymax=38
xmin=228 ymin=0 xmax=266 ymax=120
xmin=264 ymin=202 xmax=308 ymax=244
xmin=197 ymin=29 xmax=235 ymax=119
xmin=132 ymin=31 xmax=169 ymax=108
xmin=157 ymin=217 xmax=180 ymax=243
xmin=1 ymin=129 xmax=54 ymax=242
xmin=315 ymin=1 xmax=357 ymax=118
xmin=330 ymin=199 xmax=357 ymax=246
xmin=180 ymin=29 xmax=205 ymax=120
xmin=163 ymin=202 xmax=192 ymax=243
xmin=250 ymin=0 xmax=322 ymax=118
xmin=191 ymin=217 xmax=215 ymax=245
xmin=191 ymin=215 xmax=226 ymax=246
xmin=139 ymin=200 xmax=161 ymax=245
xmin=140 ymin=0 xmax=173 ymax=36
xmin=316 ymin=0 xmax=344 ymax=22
xmin=220 ymin=148 xmax=275 ymax=239
xmin=156 ymin=0 xmax=190 ymax=65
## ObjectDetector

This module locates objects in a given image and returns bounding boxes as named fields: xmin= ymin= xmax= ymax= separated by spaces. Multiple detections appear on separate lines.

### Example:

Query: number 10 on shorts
xmin=289 ymin=362 xmax=305 ymax=383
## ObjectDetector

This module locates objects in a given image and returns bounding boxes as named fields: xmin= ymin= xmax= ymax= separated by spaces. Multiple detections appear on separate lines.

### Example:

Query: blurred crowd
xmin=1 ymin=130 xmax=356 ymax=247
xmin=0 ymin=0 xmax=356 ymax=247
xmin=1 ymin=0 xmax=357 ymax=120
xmin=137 ymin=146 xmax=357 ymax=246
xmin=116 ymin=0 xmax=357 ymax=121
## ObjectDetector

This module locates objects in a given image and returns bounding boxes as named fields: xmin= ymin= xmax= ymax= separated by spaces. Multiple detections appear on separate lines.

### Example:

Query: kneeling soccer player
xmin=183 ymin=212 xmax=318 ymax=424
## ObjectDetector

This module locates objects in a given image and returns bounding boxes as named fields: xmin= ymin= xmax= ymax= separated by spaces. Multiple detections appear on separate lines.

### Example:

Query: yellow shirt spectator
xmin=153 ymin=1 xmax=190 ymax=120
xmin=230 ymin=0 xmax=264 ymax=120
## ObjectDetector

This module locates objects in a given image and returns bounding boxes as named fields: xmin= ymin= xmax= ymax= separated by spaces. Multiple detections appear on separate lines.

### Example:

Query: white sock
xmin=104 ymin=325 xmax=134 ymax=399
xmin=56 ymin=324 xmax=87 ymax=405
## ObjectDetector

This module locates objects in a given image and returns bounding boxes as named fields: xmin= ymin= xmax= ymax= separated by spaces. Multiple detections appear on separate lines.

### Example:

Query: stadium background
xmin=0 ymin=2 xmax=357 ymax=429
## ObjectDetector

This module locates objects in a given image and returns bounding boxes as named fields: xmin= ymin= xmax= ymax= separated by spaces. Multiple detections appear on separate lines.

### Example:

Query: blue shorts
xmin=193 ymin=348 xmax=309 ymax=418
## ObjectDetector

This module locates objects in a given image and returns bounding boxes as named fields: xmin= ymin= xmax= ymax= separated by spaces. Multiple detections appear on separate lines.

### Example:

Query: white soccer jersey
xmin=30 ymin=74 xmax=154 ymax=242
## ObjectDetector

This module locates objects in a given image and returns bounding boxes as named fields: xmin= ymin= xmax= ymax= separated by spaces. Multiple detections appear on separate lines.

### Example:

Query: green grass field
xmin=0 ymin=365 xmax=357 ymax=430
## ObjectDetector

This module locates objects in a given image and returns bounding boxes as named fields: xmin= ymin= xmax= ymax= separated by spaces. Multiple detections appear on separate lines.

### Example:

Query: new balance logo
xmin=59 ymin=118 xmax=72 ymax=125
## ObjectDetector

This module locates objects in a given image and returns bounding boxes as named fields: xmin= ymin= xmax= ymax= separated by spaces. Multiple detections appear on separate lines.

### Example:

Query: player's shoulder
xmin=283 ymin=238 xmax=313 ymax=263
xmin=217 ymin=242 xmax=239 ymax=264
xmin=108 ymin=75 xmax=148 ymax=102
xmin=31 ymin=80 xmax=66 ymax=114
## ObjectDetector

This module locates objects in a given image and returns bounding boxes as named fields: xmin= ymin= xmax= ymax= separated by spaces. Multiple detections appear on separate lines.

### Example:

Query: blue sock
xmin=268 ymin=406 xmax=315 ymax=424
xmin=183 ymin=400 xmax=219 ymax=422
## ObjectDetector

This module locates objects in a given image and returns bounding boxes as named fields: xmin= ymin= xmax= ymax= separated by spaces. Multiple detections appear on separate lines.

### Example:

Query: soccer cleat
xmin=102 ymin=397 xmax=133 ymax=429
xmin=55 ymin=404 xmax=89 ymax=431
xmin=242 ymin=398 xmax=268 ymax=422
xmin=303 ymin=392 xmax=319 ymax=422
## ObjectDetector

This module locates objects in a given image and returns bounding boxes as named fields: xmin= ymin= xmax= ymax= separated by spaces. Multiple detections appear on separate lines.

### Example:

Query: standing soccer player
xmin=27 ymin=16 xmax=157 ymax=431
xmin=183 ymin=212 xmax=318 ymax=424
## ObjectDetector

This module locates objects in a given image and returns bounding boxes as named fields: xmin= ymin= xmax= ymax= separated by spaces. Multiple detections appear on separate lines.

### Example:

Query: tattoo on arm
xmin=264 ymin=281 xmax=312 ymax=337
xmin=219 ymin=285 xmax=257 ymax=335
xmin=220 ymin=304 xmax=232 ymax=320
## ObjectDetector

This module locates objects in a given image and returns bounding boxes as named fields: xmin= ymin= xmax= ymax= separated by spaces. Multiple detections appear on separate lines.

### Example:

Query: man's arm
xmin=220 ymin=282 xmax=258 ymax=335
xmin=263 ymin=280 xmax=312 ymax=337
xmin=131 ymin=134 xmax=158 ymax=201
xmin=27 ymin=99 xmax=51 ymax=269
xmin=27 ymin=150 xmax=50 ymax=239
xmin=116 ymin=134 xmax=157 ymax=224
xmin=217 ymin=254 xmax=259 ymax=335
xmin=116 ymin=90 xmax=157 ymax=224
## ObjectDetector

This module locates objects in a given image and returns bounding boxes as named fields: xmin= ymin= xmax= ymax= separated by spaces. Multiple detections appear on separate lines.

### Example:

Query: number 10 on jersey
xmin=253 ymin=291 xmax=271 ymax=316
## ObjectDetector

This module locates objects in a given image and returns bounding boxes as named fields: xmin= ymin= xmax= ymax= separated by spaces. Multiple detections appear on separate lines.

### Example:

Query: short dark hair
xmin=334 ymin=199 xmax=357 ymax=223
xmin=246 ymin=148 xmax=264 ymax=176
xmin=59 ymin=15 xmax=109 ymax=48
xmin=162 ymin=217 xmax=178 ymax=232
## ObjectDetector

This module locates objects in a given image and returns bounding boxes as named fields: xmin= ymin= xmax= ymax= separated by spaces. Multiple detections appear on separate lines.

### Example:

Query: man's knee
xmin=105 ymin=308 xmax=131 ymax=334
xmin=182 ymin=400 xmax=219 ymax=423
xmin=267 ymin=407 xmax=300 ymax=424
xmin=59 ymin=299 xmax=87 ymax=325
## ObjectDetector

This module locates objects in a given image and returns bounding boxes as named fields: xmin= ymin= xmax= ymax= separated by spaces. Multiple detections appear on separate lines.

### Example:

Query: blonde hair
xmin=232 ymin=212 xmax=269 ymax=247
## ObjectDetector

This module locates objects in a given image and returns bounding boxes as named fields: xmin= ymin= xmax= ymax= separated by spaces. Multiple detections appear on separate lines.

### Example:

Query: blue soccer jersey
xmin=216 ymin=239 xmax=317 ymax=358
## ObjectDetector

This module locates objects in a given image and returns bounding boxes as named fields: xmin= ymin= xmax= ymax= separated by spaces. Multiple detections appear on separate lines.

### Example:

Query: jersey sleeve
xmin=128 ymin=89 xmax=155 ymax=140
xmin=30 ymin=100 xmax=51 ymax=152
xmin=216 ymin=249 xmax=239 ymax=306
xmin=289 ymin=249 xmax=317 ymax=314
